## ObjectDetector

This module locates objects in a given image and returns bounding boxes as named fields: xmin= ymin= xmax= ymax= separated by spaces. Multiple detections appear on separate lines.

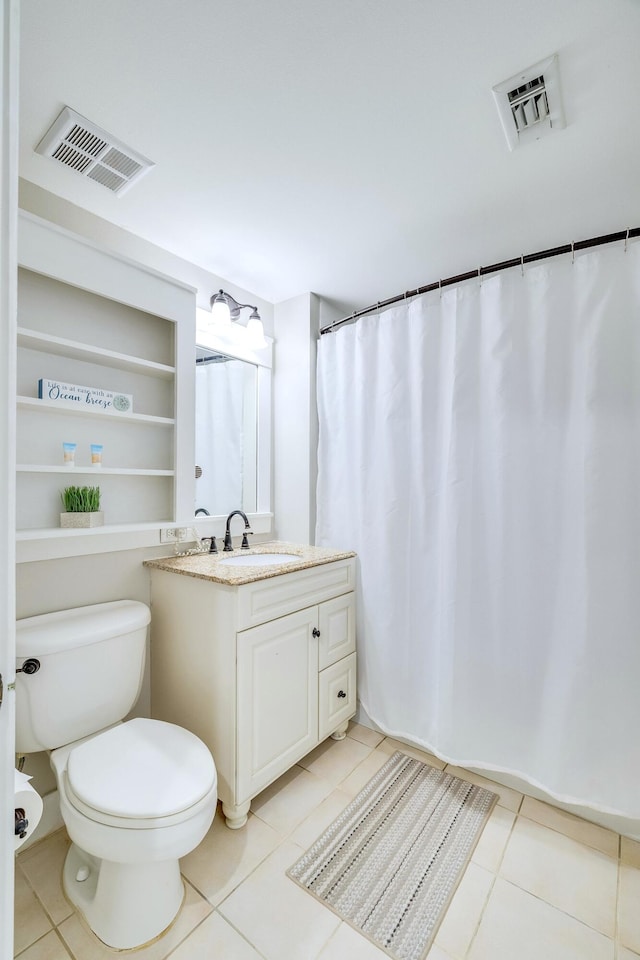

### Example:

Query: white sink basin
xmin=217 ymin=553 xmax=300 ymax=567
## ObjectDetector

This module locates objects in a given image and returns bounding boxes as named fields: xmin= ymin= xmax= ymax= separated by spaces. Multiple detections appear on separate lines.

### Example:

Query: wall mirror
xmin=195 ymin=347 xmax=257 ymax=515
xmin=194 ymin=320 xmax=272 ymax=519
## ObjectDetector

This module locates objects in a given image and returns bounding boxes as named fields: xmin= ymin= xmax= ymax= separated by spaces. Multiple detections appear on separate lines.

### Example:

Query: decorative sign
xmin=38 ymin=379 xmax=133 ymax=414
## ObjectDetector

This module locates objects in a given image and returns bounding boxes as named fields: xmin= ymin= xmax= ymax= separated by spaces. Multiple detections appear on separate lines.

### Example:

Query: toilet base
xmin=63 ymin=843 xmax=185 ymax=949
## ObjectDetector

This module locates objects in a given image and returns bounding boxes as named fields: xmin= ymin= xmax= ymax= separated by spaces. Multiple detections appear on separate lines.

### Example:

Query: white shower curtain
xmin=316 ymin=243 xmax=640 ymax=818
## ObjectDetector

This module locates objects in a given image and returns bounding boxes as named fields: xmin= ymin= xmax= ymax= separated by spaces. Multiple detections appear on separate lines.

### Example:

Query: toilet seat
xmin=64 ymin=718 xmax=216 ymax=827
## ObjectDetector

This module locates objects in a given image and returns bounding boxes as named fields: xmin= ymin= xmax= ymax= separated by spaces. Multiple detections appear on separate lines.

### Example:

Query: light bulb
xmin=246 ymin=312 xmax=267 ymax=349
xmin=211 ymin=294 xmax=231 ymax=326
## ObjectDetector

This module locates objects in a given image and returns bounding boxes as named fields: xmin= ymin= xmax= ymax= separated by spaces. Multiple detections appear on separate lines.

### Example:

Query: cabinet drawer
xmin=236 ymin=558 xmax=356 ymax=630
xmin=318 ymin=593 xmax=356 ymax=670
xmin=319 ymin=653 xmax=357 ymax=741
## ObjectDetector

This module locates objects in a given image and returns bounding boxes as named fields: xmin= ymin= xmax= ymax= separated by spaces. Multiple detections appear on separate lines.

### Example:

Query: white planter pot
xmin=60 ymin=511 xmax=104 ymax=528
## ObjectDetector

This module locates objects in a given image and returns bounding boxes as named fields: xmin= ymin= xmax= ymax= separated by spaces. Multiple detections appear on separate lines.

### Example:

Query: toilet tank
xmin=15 ymin=601 xmax=151 ymax=754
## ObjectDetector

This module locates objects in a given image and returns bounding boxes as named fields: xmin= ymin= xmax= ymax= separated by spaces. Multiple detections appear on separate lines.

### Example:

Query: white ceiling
xmin=18 ymin=0 xmax=640 ymax=315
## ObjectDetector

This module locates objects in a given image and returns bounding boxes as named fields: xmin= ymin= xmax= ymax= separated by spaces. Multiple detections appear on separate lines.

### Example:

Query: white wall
xmin=18 ymin=180 xmax=275 ymax=337
xmin=272 ymin=293 xmax=348 ymax=545
xmin=273 ymin=292 xmax=320 ymax=545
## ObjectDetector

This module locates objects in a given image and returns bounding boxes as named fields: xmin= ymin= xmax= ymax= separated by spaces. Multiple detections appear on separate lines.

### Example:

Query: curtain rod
xmin=320 ymin=227 xmax=640 ymax=336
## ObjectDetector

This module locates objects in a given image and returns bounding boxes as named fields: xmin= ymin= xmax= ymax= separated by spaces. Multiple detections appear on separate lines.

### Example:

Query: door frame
xmin=0 ymin=0 xmax=19 ymax=955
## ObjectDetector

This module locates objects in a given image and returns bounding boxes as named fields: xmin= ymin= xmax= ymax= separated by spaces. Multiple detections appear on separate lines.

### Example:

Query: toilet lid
xmin=66 ymin=718 xmax=216 ymax=820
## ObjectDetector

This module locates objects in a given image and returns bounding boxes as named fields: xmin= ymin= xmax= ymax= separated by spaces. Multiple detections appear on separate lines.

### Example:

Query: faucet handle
xmin=241 ymin=531 xmax=253 ymax=550
xmin=201 ymin=536 xmax=218 ymax=554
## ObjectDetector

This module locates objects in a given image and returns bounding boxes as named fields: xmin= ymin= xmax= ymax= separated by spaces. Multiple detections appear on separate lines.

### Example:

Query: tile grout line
xmin=514 ymin=811 xmax=621 ymax=861
xmin=213 ymin=830 xmax=307 ymax=915
xmin=16 ymin=926 xmax=78 ymax=960
xmin=52 ymin=926 xmax=77 ymax=960
xmin=503 ymin=809 xmax=620 ymax=943
xmin=13 ymin=857 xmax=59 ymax=951
xmin=182 ymin=815 xmax=280 ymax=915
xmin=490 ymin=795 xmax=621 ymax=947
xmin=161 ymin=906 xmax=270 ymax=960
xmin=449 ymin=767 xmax=623 ymax=863
xmin=497 ymin=876 xmax=619 ymax=945
xmin=208 ymin=909 xmax=271 ymax=960
xmin=178 ymin=870 xmax=212 ymax=907
xmin=461 ymin=875 xmax=497 ymax=960
xmin=159 ymin=913 xmax=209 ymax=960
xmin=13 ymin=928 xmax=57 ymax=960
xmin=15 ymin=833 xmax=76 ymax=930
xmin=462 ymin=795 xmax=521 ymax=958
xmin=179 ymin=812 xmax=287 ymax=909
xmin=251 ymin=735 xmax=377 ymax=840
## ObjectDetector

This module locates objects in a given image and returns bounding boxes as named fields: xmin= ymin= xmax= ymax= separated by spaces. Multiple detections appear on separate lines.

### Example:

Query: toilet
xmin=15 ymin=600 xmax=217 ymax=950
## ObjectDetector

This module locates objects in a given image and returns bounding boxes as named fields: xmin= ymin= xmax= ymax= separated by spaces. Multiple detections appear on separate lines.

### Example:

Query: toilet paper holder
xmin=13 ymin=767 xmax=44 ymax=850
xmin=15 ymin=807 xmax=28 ymax=839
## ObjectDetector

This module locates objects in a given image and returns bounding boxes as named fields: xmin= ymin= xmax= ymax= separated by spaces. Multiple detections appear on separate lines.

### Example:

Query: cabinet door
xmin=319 ymin=653 xmax=357 ymax=741
xmin=236 ymin=607 xmax=319 ymax=803
xmin=318 ymin=592 xmax=356 ymax=670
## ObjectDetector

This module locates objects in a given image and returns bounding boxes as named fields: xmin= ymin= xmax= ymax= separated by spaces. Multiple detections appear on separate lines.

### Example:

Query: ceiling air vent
xmin=36 ymin=107 xmax=155 ymax=196
xmin=493 ymin=55 xmax=565 ymax=151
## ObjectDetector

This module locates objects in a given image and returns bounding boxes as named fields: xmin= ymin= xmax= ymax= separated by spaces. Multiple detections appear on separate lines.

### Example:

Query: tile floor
xmin=14 ymin=723 xmax=640 ymax=960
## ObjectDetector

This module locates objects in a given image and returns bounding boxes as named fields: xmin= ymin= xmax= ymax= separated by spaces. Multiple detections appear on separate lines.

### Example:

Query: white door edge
xmin=0 ymin=1 xmax=20 ymax=956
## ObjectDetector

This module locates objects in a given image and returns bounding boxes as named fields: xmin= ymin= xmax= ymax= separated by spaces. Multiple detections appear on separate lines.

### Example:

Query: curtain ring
xmin=439 ymin=279 xmax=442 ymax=299
xmin=571 ymin=241 xmax=575 ymax=264
xmin=520 ymin=255 xmax=525 ymax=277
xmin=478 ymin=266 xmax=482 ymax=286
xmin=625 ymin=228 xmax=630 ymax=252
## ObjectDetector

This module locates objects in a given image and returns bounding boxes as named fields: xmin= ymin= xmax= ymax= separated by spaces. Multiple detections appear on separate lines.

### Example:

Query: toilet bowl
xmin=52 ymin=718 xmax=217 ymax=949
xmin=15 ymin=601 xmax=217 ymax=949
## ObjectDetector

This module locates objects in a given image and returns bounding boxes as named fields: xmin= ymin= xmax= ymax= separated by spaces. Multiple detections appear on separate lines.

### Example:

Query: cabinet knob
xmin=337 ymin=690 xmax=347 ymax=699
xmin=312 ymin=627 xmax=321 ymax=638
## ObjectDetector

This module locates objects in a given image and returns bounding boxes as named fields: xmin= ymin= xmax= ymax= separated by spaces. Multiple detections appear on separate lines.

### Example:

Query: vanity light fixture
xmin=210 ymin=289 xmax=267 ymax=349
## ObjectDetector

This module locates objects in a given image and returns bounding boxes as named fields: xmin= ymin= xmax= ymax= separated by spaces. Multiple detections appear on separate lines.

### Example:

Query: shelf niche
xmin=16 ymin=212 xmax=197 ymax=559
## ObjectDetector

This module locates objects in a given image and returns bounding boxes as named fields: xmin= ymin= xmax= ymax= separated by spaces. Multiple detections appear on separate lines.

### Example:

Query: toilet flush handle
xmin=17 ymin=658 xmax=41 ymax=675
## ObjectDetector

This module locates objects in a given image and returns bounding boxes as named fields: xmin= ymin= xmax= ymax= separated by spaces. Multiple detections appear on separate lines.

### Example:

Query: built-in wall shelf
xmin=16 ymin=521 xmax=174 ymax=542
xmin=17 ymin=465 xmax=175 ymax=476
xmin=16 ymin=213 xmax=197 ymax=551
xmin=17 ymin=396 xmax=175 ymax=426
xmin=15 ymin=521 xmax=175 ymax=565
xmin=17 ymin=327 xmax=176 ymax=379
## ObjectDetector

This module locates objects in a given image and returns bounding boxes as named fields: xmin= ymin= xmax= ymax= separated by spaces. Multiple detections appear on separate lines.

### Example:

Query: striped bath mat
xmin=288 ymin=751 xmax=497 ymax=960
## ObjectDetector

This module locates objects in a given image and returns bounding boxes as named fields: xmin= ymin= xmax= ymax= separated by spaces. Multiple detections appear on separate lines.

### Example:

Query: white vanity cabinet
xmin=148 ymin=554 xmax=356 ymax=828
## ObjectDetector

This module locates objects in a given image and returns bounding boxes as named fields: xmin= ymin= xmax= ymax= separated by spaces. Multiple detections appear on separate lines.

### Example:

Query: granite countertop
xmin=143 ymin=541 xmax=356 ymax=586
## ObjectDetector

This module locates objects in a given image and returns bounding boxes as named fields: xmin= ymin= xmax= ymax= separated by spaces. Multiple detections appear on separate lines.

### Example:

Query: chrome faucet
xmin=223 ymin=510 xmax=252 ymax=551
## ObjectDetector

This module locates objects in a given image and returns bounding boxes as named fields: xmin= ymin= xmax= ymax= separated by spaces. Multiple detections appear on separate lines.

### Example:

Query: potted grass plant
xmin=60 ymin=485 xmax=104 ymax=528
